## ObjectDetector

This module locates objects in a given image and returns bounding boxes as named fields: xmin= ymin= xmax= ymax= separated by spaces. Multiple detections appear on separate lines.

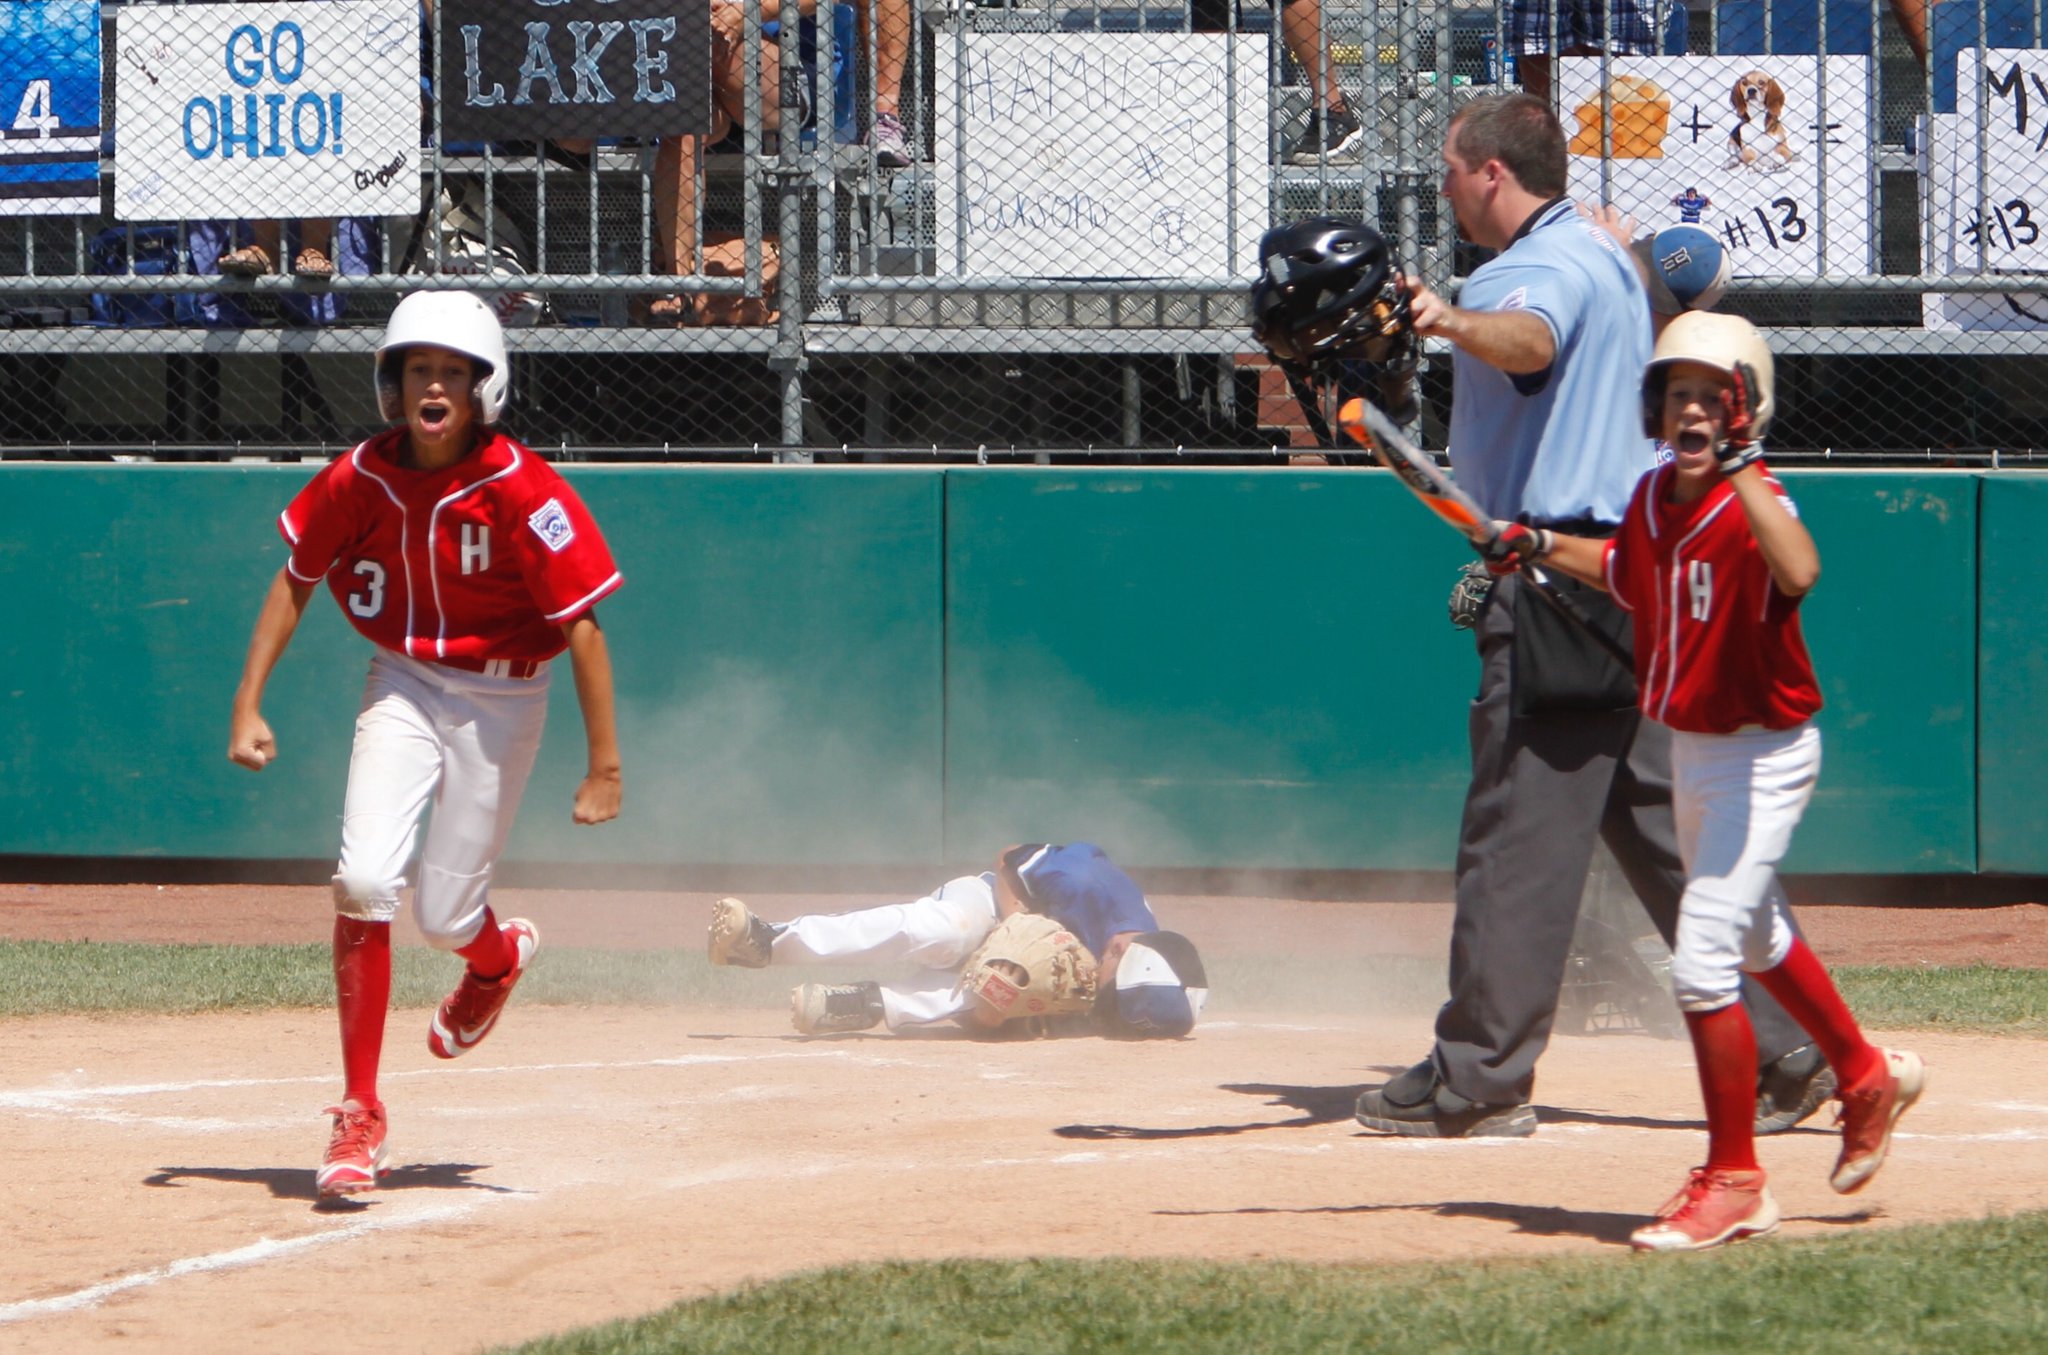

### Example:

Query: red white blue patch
xmin=528 ymin=498 xmax=575 ymax=552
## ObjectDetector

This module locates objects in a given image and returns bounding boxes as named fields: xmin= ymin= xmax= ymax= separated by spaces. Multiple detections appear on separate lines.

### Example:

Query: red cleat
xmin=1831 ymin=1048 xmax=1926 ymax=1194
xmin=1630 ymin=1167 xmax=1780 ymax=1253
xmin=316 ymin=1099 xmax=388 ymax=1198
xmin=428 ymin=918 xmax=539 ymax=1059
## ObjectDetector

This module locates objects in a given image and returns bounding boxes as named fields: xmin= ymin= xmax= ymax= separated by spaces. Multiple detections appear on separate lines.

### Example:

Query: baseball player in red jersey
xmin=226 ymin=291 xmax=625 ymax=1200
xmin=1485 ymin=312 xmax=1925 ymax=1252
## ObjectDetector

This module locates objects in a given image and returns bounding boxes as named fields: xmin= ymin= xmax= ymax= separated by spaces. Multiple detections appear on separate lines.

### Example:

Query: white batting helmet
xmin=374 ymin=291 xmax=511 ymax=425
xmin=1641 ymin=310 xmax=1776 ymax=440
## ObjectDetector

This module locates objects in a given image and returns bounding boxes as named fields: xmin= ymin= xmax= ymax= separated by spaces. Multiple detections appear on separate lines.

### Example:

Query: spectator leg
xmin=851 ymin=0 xmax=910 ymax=117
xmin=251 ymin=220 xmax=284 ymax=268
xmin=652 ymin=135 xmax=705 ymax=318
xmin=1280 ymin=0 xmax=1348 ymax=115
xmin=281 ymin=352 xmax=338 ymax=445
xmin=164 ymin=354 xmax=222 ymax=456
xmin=712 ymin=2 xmax=784 ymax=134
xmin=1517 ymin=44 xmax=1600 ymax=109
xmin=1891 ymin=0 xmax=1929 ymax=62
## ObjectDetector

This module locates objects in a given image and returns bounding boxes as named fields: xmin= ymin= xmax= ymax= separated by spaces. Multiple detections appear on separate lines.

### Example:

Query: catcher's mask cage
xmin=1249 ymin=216 xmax=1419 ymax=452
xmin=1557 ymin=853 xmax=1685 ymax=1040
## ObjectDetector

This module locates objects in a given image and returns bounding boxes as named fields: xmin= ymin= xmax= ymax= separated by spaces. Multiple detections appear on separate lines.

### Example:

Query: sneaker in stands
xmin=1285 ymin=103 xmax=1365 ymax=164
xmin=869 ymin=111 xmax=913 ymax=168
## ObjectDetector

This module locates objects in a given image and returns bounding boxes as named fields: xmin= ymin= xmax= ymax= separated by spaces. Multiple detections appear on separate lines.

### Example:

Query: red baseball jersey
xmin=1601 ymin=463 xmax=1822 ymax=734
xmin=279 ymin=428 xmax=622 ymax=667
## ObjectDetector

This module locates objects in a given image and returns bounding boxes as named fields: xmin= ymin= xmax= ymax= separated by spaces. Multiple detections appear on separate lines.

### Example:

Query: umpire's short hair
xmin=1448 ymin=93 xmax=1568 ymax=198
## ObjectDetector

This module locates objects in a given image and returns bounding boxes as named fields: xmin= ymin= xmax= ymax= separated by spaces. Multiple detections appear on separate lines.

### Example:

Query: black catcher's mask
xmin=1250 ymin=217 xmax=1415 ymax=370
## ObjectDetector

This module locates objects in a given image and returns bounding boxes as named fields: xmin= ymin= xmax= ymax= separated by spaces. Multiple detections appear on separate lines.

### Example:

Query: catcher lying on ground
xmin=708 ymin=842 xmax=1208 ymax=1038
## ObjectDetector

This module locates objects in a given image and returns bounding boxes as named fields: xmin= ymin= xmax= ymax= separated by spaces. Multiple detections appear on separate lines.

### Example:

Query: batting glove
xmin=1477 ymin=521 xmax=1554 ymax=577
xmin=1715 ymin=363 xmax=1766 ymax=475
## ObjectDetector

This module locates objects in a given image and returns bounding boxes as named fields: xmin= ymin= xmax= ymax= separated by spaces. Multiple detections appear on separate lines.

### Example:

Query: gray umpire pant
xmin=1433 ymin=572 xmax=1813 ymax=1107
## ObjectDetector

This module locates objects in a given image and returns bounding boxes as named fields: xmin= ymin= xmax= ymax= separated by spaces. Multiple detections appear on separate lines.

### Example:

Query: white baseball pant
xmin=771 ymin=874 xmax=1001 ymax=1029
xmin=330 ymin=650 xmax=550 ymax=949
xmin=1667 ymin=721 xmax=1821 ymax=1011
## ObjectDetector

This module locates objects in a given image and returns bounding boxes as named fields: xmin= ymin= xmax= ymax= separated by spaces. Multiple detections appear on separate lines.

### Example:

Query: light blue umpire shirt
xmin=1447 ymin=198 xmax=1658 ymax=527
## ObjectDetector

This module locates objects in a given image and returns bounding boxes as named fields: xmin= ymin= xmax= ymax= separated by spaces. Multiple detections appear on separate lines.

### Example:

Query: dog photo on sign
xmin=1728 ymin=70 xmax=1797 ymax=172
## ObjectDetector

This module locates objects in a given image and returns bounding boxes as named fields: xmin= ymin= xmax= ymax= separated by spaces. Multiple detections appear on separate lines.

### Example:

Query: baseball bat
xmin=1337 ymin=397 xmax=1636 ymax=671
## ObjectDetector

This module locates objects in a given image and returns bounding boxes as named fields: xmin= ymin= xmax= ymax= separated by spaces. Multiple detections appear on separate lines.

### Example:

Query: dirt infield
xmin=3 ymin=886 xmax=2046 ymax=1354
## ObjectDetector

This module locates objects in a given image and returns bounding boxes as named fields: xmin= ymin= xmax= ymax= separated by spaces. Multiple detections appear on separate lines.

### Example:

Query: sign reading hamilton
xmin=438 ymin=0 xmax=712 ymax=141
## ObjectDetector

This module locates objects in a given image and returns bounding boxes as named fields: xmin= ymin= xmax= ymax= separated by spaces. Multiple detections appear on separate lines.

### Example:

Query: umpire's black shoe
xmin=1354 ymin=1059 xmax=1538 ymax=1139
xmin=1754 ymin=1042 xmax=1837 ymax=1135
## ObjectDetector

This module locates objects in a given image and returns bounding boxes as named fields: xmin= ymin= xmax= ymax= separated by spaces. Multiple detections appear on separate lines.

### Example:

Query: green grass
xmin=0 ymin=940 xmax=766 ymax=1016
xmin=501 ymin=1212 xmax=2048 ymax=1354
xmin=1833 ymin=964 xmax=2048 ymax=1035
xmin=1 ymin=941 xmax=2044 ymax=1035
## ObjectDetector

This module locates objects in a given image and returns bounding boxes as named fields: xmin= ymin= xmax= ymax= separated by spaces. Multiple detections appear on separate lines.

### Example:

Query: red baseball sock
xmin=456 ymin=906 xmax=516 ymax=982
xmin=1754 ymin=938 xmax=1884 ymax=1091
xmin=1685 ymin=1004 xmax=1760 ymax=1173
xmin=333 ymin=916 xmax=391 ymax=1108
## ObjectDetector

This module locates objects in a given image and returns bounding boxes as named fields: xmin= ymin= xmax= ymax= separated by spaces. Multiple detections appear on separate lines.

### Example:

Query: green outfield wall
xmin=1977 ymin=475 xmax=2048 ymax=875
xmin=0 ymin=464 xmax=2030 ymax=875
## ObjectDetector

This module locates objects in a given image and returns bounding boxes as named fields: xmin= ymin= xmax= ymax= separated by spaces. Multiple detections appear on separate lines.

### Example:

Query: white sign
xmin=113 ymin=1 xmax=418 ymax=221
xmin=934 ymin=34 xmax=1269 ymax=280
xmin=1558 ymin=56 xmax=1874 ymax=278
xmin=1922 ymin=51 xmax=2048 ymax=330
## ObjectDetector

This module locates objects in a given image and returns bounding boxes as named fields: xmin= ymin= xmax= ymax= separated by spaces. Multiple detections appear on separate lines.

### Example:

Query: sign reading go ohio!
xmin=113 ymin=1 xmax=419 ymax=221
xmin=438 ymin=0 xmax=713 ymax=142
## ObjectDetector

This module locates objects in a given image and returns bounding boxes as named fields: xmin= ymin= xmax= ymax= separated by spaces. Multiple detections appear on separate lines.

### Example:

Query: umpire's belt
xmin=1529 ymin=516 xmax=1618 ymax=539
xmin=435 ymin=655 xmax=544 ymax=680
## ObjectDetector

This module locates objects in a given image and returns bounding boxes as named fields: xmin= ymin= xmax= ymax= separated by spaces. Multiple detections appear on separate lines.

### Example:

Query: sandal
xmin=294 ymin=248 xmax=336 ymax=280
xmin=217 ymin=244 xmax=274 ymax=277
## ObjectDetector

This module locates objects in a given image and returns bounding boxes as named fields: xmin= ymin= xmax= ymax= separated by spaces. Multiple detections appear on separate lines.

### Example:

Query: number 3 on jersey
xmin=1687 ymin=559 xmax=1713 ymax=621
xmin=349 ymin=560 xmax=387 ymax=618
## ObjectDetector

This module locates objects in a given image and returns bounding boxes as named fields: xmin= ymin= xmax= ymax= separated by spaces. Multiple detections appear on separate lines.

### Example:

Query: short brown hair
xmin=1448 ymin=94 xmax=1568 ymax=197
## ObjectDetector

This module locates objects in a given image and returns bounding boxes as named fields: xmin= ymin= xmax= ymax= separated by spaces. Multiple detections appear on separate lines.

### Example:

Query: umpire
xmin=1350 ymin=94 xmax=1833 ymax=1137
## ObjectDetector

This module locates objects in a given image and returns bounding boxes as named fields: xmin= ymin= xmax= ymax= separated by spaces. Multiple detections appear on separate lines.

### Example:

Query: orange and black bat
xmin=1338 ymin=397 xmax=1491 ymax=545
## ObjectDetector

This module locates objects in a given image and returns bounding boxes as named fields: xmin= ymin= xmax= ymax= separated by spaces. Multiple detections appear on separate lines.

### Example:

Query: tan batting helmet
xmin=1640 ymin=310 xmax=1776 ymax=440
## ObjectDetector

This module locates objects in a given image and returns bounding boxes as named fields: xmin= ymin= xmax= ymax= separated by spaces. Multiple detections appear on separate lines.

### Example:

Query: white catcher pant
xmin=331 ymin=650 xmax=550 ymax=949
xmin=771 ymin=874 xmax=1000 ymax=1029
xmin=1668 ymin=722 xmax=1821 ymax=1012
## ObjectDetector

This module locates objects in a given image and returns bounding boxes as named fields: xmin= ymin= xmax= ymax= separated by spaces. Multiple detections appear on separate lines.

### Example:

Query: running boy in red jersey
xmin=226 ymin=291 xmax=625 ymax=1200
xmin=1485 ymin=312 xmax=1925 ymax=1252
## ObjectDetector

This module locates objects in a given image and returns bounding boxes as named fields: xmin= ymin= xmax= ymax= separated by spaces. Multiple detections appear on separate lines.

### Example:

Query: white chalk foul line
xmin=0 ymin=1200 xmax=481 ymax=1326
xmin=0 ymin=1048 xmax=902 ymax=1113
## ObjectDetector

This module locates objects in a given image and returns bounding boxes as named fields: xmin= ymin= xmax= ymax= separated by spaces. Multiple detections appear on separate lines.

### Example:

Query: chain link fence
xmin=3 ymin=0 xmax=2047 ymax=461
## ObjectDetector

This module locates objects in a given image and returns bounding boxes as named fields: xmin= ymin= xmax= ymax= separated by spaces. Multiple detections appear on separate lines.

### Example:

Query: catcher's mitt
xmin=958 ymin=913 xmax=1100 ymax=1026
xmin=1449 ymin=559 xmax=1493 ymax=630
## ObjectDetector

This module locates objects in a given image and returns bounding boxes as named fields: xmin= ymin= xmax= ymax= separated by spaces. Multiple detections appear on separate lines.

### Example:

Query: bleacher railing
xmin=2 ymin=0 xmax=2046 ymax=461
